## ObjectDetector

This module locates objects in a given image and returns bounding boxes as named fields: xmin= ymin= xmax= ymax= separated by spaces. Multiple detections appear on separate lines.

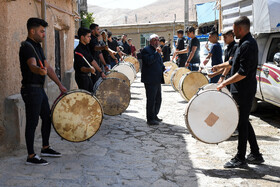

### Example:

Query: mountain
xmin=88 ymin=0 xmax=184 ymax=26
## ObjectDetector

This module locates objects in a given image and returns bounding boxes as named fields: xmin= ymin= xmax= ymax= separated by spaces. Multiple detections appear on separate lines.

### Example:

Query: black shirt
xmin=229 ymin=32 xmax=258 ymax=95
xmin=74 ymin=42 xmax=94 ymax=75
xmin=100 ymin=40 xmax=110 ymax=65
xmin=160 ymin=44 xmax=171 ymax=62
xmin=108 ymin=39 xmax=119 ymax=61
xmin=188 ymin=37 xmax=200 ymax=64
xmin=19 ymin=37 xmax=46 ymax=85
xmin=120 ymin=40 xmax=131 ymax=55
xmin=176 ymin=37 xmax=188 ymax=58
xmin=224 ymin=41 xmax=238 ymax=62
xmin=89 ymin=34 xmax=101 ymax=63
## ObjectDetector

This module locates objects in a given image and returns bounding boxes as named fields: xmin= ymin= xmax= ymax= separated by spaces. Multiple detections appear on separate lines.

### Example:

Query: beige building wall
xmin=101 ymin=21 xmax=188 ymax=51
xmin=0 ymin=0 xmax=78 ymax=153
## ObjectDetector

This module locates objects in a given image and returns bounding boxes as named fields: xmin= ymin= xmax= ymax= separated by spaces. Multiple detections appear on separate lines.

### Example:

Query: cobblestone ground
xmin=0 ymin=74 xmax=280 ymax=187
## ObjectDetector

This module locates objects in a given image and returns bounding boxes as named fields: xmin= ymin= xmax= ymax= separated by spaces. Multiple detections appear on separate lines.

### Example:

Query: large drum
xmin=112 ymin=62 xmax=136 ymax=84
xmin=106 ymin=71 xmax=130 ymax=87
xmin=179 ymin=72 xmax=209 ymax=101
xmin=93 ymin=78 xmax=131 ymax=116
xmin=185 ymin=90 xmax=239 ymax=144
xmin=51 ymin=90 xmax=103 ymax=142
xmin=163 ymin=61 xmax=178 ymax=85
xmin=171 ymin=68 xmax=191 ymax=91
xmin=199 ymin=83 xmax=231 ymax=96
xmin=124 ymin=56 xmax=140 ymax=73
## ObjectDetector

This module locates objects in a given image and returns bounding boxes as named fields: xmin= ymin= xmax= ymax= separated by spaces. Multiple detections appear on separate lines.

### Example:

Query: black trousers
xmin=21 ymin=87 xmax=51 ymax=155
xmin=75 ymin=74 xmax=93 ymax=92
xmin=144 ymin=83 xmax=162 ymax=121
xmin=232 ymin=93 xmax=260 ymax=160
xmin=178 ymin=56 xmax=187 ymax=67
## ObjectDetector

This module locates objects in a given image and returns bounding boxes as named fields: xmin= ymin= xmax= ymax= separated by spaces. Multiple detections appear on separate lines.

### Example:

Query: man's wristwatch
xmin=220 ymin=75 xmax=225 ymax=78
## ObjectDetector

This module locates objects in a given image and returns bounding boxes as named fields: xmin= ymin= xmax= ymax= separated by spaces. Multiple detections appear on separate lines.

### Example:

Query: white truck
xmin=221 ymin=0 xmax=280 ymax=110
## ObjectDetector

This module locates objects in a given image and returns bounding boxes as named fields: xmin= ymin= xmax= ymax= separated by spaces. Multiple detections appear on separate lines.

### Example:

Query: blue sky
xmin=87 ymin=0 xmax=158 ymax=9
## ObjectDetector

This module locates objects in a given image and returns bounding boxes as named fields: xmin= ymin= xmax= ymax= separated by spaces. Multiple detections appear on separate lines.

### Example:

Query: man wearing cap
xmin=209 ymin=29 xmax=238 ymax=89
xmin=141 ymin=34 xmax=165 ymax=126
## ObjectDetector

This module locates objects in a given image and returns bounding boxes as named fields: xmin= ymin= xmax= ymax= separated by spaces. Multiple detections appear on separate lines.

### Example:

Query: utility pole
xmin=41 ymin=0 xmax=47 ymax=57
xmin=184 ymin=0 xmax=189 ymax=31
xmin=218 ymin=0 xmax=222 ymax=37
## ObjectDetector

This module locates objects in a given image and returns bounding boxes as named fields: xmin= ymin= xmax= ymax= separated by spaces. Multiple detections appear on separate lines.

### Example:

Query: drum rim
xmin=163 ymin=61 xmax=178 ymax=84
xmin=51 ymin=89 xmax=104 ymax=142
xmin=185 ymin=90 xmax=239 ymax=144
xmin=200 ymin=83 xmax=231 ymax=96
xmin=94 ymin=78 xmax=131 ymax=116
xmin=179 ymin=72 xmax=209 ymax=101
xmin=112 ymin=62 xmax=137 ymax=83
xmin=170 ymin=67 xmax=190 ymax=91
xmin=124 ymin=56 xmax=140 ymax=73
xmin=106 ymin=71 xmax=130 ymax=87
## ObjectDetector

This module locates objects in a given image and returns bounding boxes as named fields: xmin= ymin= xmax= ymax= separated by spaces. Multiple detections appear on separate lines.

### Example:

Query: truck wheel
xmin=251 ymin=98 xmax=258 ymax=113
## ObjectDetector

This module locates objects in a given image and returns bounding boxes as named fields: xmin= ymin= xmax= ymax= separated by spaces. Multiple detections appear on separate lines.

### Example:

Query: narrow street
xmin=0 ymin=74 xmax=280 ymax=187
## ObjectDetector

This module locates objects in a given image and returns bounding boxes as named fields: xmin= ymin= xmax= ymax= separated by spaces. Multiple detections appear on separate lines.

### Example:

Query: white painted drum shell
xmin=185 ymin=90 xmax=239 ymax=144
xmin=199 ymin=83 xmax=231 ymax=96
xmin=112 ymin=62 xmax=136 ymax=84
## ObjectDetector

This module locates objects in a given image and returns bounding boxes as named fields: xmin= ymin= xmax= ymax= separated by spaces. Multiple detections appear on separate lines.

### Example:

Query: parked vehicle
xmin=221 ymin=0 xmax=280 ymax=111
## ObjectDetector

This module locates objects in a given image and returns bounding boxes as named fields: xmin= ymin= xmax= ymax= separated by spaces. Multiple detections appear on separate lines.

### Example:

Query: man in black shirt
xmin=89 ymin=23 xmax=107 ymax=84
xmin=173 ymin=27 xmax=200 ymax=71
xmin=74 ymin=27 xmax=104 ymax=92
xmin=119 ymin=34 xmax=131 ymax=56
xmin=159 ymin=37 xmax=171 ymax=62
xmin=216 ymin=29 xmax=238 ymax=89
xmin=173 ymin=29 xmax=188 ymax=67
xmin=107 ymin=31 xmax=121 ymax=68
xmin=213 ymin=16 xmax=264 ymax=168
xmin=19 ymin=18 xmax=67 ymax=165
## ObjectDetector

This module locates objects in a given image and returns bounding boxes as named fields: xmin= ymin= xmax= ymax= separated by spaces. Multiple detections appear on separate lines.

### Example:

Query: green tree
xmin=81 ymin=11 xmax=95 ymax=28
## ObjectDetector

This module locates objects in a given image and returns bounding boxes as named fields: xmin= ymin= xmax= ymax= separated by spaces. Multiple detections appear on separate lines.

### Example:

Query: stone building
xmin=101 ymin=21 xmax=195 ymax=52
xmin=0 ymin=0 xmax=79 ymax=154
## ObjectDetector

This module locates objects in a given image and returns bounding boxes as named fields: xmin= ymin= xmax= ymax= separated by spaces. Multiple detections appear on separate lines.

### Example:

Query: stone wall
xmin=0 ymin=0 xmax=78 ymax=154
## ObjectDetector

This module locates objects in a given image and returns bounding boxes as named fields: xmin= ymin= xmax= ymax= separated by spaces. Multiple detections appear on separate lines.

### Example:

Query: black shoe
xmin=155 ymin=117 xmax=163 ymax=122
xmin=224 ymin=156 xmax=248 ymax=168
xmin=147 ymin=120 xmax=159 ymax=126
xmin=26 ymin=154 xmax=48 ymax=166
xmin=41 ymin=146 xmax=62 ymax=157
xmin=246 ymin=153 xmax=264 ymax=165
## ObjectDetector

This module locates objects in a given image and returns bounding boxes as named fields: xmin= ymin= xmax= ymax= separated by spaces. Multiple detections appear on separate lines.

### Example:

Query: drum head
xmin=179 ymin=72 xmax=208 ymax=101
xmin=95 ymin=78 xmax=131 ymax=116
xmin=51 ymin=90 xmax=103 ymax=142
xmin=185 ymin=90 xmax=239 ymax=144
xmin=200 ymin=83 xmax=231 ymax=96
xmin=106 ymin=71 xmax=130 ymax=87
xmin=171 ymin=68 xmax=190 ymax=91
xmin=163 ymin=61 xmax=178 ymax=85
xmin=124 ymin=56 xmax=140 ymax=73
xmin=112 ymin=62 xmax=136 ymax=84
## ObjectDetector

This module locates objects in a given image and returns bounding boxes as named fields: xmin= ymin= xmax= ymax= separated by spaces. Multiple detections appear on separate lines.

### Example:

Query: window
xmin=267 ymin=38 xmax=280 ymax=63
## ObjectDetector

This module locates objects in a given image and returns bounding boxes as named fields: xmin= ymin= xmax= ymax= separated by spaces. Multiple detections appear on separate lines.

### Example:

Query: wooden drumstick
xmin=75 ymin=52 xmax=96 ymax=75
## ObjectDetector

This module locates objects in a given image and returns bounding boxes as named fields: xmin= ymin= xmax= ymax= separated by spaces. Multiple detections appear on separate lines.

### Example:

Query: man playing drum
xmin=19 ymin=18 xmax=67 ymax=165
xmin=141 ymin=34 xmax=165 ymax=126
xmin=213 ymin=16 xmax=264 ymax=168
xmin=173 ymin=26 xmax=200 ymax=71
xmin=74 ymin=27 xmax=105 ymax=92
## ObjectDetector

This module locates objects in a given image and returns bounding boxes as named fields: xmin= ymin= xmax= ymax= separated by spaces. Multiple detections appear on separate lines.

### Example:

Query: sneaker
xmin=26 ymin=154 xmax=48 ymax=166
xmin=224 ymin=156 xmax=248 ymax=168
xmin=246 ymin=153 xmax=264 ymax=165
xmin=41 ymin=146 xmax=62 ymax=157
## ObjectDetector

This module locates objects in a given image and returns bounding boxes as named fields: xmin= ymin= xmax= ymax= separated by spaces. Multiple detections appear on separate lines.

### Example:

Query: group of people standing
xmin=143 ymin=16 xmax=264 ymax=168
xmin=19 ymin=15 xmax=264 ymax=169
xmin=74 ymin=24 xmax=137 ymax=93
